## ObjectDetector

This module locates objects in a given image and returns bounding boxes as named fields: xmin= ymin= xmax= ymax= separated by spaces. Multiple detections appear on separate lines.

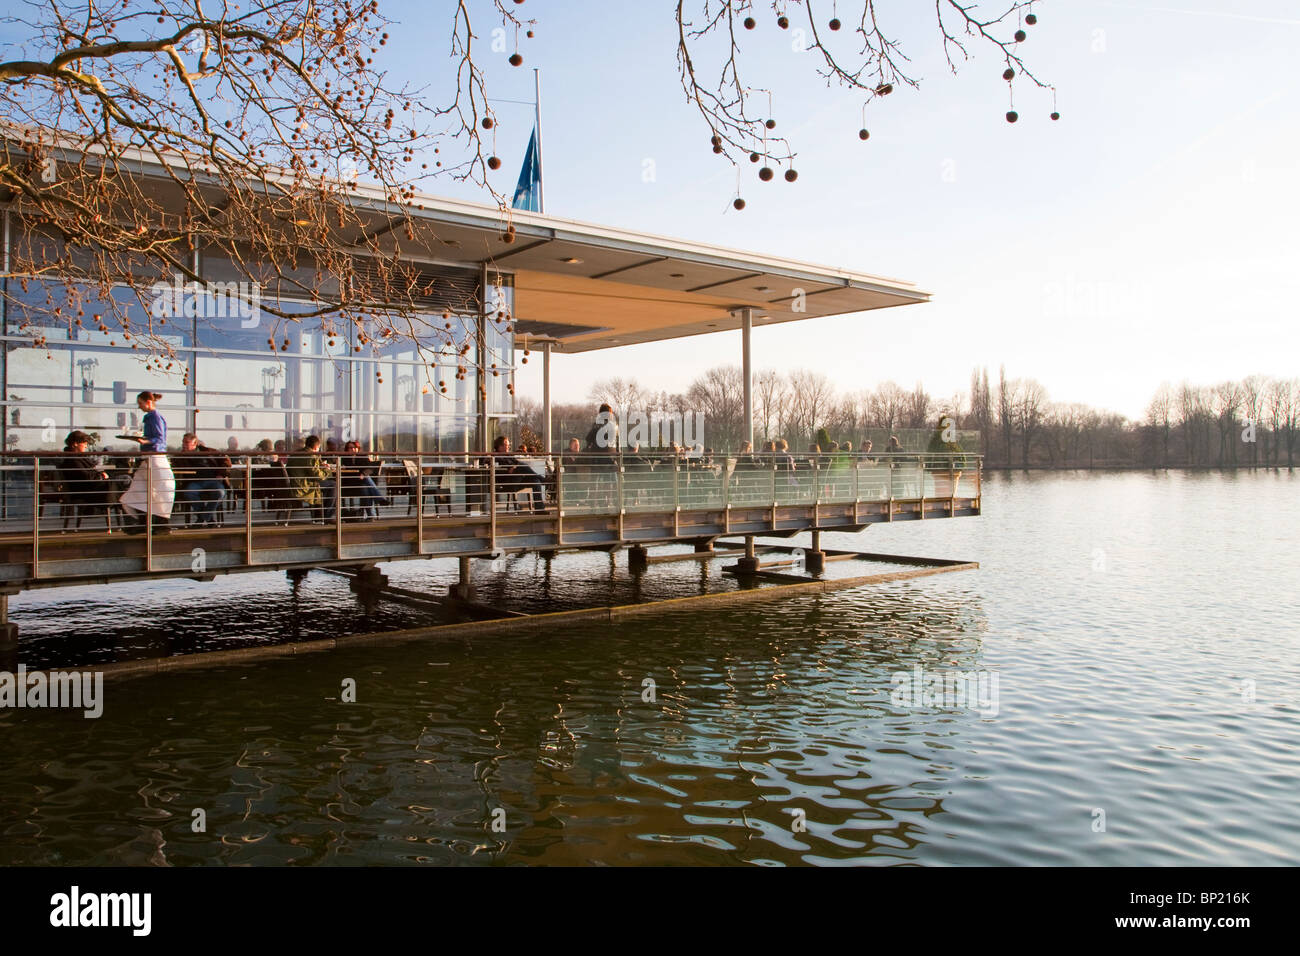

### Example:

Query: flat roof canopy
xmin=401 ymin=196 xmax=930 ymax=353
xmin=2 ymin=132 xmax=929 ymax=352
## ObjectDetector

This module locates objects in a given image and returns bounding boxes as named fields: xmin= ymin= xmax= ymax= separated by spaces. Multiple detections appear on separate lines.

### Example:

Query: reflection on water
xmin=1 ymin=470 xmax=1298 ymax=865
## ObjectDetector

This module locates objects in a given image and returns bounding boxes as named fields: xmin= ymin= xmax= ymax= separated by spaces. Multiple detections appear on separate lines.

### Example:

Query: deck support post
xmin=286 ymin=568 xmax=309 ymax=586
xmin=806 ymin=530 xmax=826 ymax=574
xmin=735 ymin=534 xmax=759 ymax=575
xmin=694 ymin=539 xmax=714 ymax=554
xmin=628 ymin=545 xmax=648 ymax=572
xmin=451 ymin=555 xmax=475 ymax=601
xmin=0 ymin=593 xmax=17 ymax=645
xmin=350 ymin=566 xmax=388 ymax=592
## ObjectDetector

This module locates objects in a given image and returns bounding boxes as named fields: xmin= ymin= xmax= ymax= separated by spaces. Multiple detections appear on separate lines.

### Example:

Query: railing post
xmin=616 ymin=463 xmax=625 ymax=541
xmin=555 ymin=464 xmax=564 ymax=546
xmin=770 ymin=458 xmax=778 ymax=532
xmin=145 ymin=453 xmax=154 ymax=571
xmin=334 ymin=454 xmax=343 ymax=559
xmin=415 ymin=454 xmax=424 ymax=556
xmin=488 ymin=453 xmax=497 ymax=552
xmin=245 ymin=455 xmax=254 ymax=567
xmin=31 ymin=456 xmax=39 ymax=580
xmin=887 ymin=459 xmax=895 ymax=522
xmin=672 ymin=461 xmax=680 ymax=537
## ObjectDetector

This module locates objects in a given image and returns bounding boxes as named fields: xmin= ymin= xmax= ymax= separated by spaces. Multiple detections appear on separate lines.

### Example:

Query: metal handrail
xmin=1 ymin=450 xmax=982 ymax=544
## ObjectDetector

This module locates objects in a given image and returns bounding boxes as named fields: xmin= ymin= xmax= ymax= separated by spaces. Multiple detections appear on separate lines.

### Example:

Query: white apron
xmin=120 ymin=454 xmax=176 ymax=519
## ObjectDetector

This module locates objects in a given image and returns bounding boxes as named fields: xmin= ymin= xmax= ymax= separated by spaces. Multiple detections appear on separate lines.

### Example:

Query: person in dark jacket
xmin=340 ymin=440 xmax=389 ymax=519
xmin=491 ymin=435 xmax=545 ymax=512
xmin=175 ymin=432 xmax=232 ymax=526
xmin=56 ymin=430 xmax=111 ymax=526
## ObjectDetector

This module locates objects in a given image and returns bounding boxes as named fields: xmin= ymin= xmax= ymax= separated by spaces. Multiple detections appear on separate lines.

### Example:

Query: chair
xmin=405 ymin=459 xmax=452 ymax=516
xmin=41 ymin=464 xmax=113 ymax=533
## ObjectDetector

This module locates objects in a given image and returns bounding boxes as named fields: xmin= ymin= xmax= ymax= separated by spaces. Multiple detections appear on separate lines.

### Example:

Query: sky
xmin=304 ymin=3 xmax=1298 ymax=418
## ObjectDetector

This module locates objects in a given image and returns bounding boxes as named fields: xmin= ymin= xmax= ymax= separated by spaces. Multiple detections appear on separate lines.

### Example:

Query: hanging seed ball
xmin=829 ymin=18 xmax=841 ymax=30
xmin=858 ymin=128 xmax=870 ymax=140
xmin=711 ymin=134 xmax=722 ymax=147
xmin=876 ymin=83 xmax=893 ymax=95
xmin=487 ymin=156 xmax=501 ymax=170
xmin=1006 ymin=110 xmax=1019 ymax=123
xmin=744 ymin=16 xmax=756 ymax=29
xmin=509 ymin=53 xmax=523 ymax=66
xmin=765 ymin=118 xmax=776 ymax=129
xmin=1003 ymin=68 xmax=1015 ymax=81
xmin=777 ymin=15 xmax=789 ymax=29
xmin=1014 ymin=29 xmax=1026 ymax=42
xmin=527 ymin=29 xmax=534 ymax=38
xmin=750 ymin=152 xmax=761 ymax=163
xmin=784 ymin=169 xmax=798 ymax=182
xmin=482 ymin=117 xmax=494 ymax=129
xmin=733 ymin=197 xmax=746 ymax=210
xmin=759 ymin=166 xmax=775 ymax=181
xmin=1051 ymin=111 xmax=1060 ymax=120
xmin=1025 ymin=13 xmax=1037 ymax=25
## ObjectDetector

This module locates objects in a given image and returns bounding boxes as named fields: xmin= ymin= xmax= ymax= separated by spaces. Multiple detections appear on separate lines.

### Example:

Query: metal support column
xmin=543 ymin=341 xmax=552 ymax=454
xmin=739 ymin=307 xmax=754 ymax=448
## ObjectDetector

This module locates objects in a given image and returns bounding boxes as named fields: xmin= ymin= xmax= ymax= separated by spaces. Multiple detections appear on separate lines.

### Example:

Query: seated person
xmin=175 ymin=432 xmax=232 ymax=526
xmin=55 ymin=430 xmax=111 ymax=520
xmin=491 ymin=435 xmax=545 ymax=512
xmin=251 ymin=438 xmax=294 ymax=519
xmin=340 ymin=440 xmax=390 ymax=518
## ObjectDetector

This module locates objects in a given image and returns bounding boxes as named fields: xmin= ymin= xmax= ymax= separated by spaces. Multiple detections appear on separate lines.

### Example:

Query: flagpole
xmin=534 ymin=69 xmax=545 ymax=214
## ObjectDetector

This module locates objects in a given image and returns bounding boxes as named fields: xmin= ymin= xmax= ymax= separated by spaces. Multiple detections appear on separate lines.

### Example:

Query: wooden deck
xmin=0 ymin=494 xmax=979 ymax=592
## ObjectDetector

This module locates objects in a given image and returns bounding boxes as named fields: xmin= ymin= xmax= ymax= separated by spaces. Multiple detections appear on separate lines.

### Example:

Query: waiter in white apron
xmin=120 ymin=390 xmax=176 ymax=533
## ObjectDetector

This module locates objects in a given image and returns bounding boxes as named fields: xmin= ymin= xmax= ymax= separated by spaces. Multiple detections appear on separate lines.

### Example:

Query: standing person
xmin=584 ymin=403 xmax=619 ymax=456
xmin=287 ymin=435 xmax=330 ymax=522
xmin=120 ymin=390 xmax=175 ymax=533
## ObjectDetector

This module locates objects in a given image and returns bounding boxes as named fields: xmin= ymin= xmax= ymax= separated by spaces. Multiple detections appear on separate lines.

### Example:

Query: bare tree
xmin=1145 ymin=382 xmax=1173 ymax=468
xmin=686 ymin=364 xmax=743 ymax=448
xmin=1240 ymin=374 xmax=1265 ymax=465
xmin=903 ymin=381 xmax=933 ymax=429
xmin=1012 ymin=377 xmax=1047 ymax=466
xmin=754 ymin=368 xmax=788 ymax=443
xmin=786 ymin=368 xmax=835 ymax=444
xmin=673 ymin=1 xmax=1053 ymax=191
xmin=587 ymin=376 xmax=645 ymax=412
xmin=0 ymin=0 xmax=503 ymax=392
xmin=868 ymin=380 xmax=907 ymax=432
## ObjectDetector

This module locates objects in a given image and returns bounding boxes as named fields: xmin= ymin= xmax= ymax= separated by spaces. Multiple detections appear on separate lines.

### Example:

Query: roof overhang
xmin=393 ymin=195 xmax=930 ymax=353
xmin=1 ymin=127 xmax=930 ymax=352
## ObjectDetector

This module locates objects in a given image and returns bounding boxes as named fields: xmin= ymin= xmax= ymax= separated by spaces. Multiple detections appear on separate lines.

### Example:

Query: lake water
xmin=2 ymin=470 xmax=1297 ymax=865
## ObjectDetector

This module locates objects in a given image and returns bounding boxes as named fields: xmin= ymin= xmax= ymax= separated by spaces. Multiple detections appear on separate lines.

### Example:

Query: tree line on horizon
xmin=515 ymin=366 xmax=1300 ymax=469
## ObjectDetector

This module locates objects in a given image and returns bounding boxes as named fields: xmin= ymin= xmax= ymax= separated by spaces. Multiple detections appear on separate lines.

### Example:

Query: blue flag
xmin=512 ymin=127 xmax=541 ymax=212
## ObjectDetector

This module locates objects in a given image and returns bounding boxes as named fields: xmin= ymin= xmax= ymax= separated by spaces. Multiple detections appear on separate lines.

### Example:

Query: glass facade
xmin=1 ymin=240 xmax=516 ymax=455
